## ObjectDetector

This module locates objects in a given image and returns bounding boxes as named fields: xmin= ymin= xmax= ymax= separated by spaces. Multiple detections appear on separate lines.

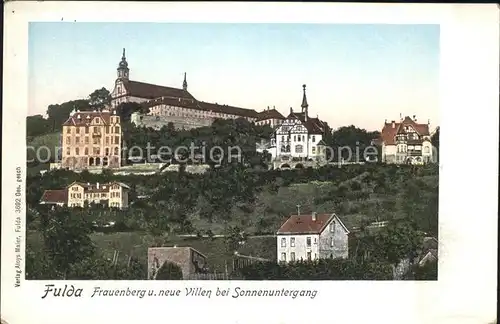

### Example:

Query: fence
xmin=186 ymin=273 xmax=230 ymax=280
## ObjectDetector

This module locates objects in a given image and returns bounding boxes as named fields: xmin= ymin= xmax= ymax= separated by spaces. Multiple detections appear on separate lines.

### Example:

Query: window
xmin=75 ymin=148 xmax=79 ymax=155
xmin=115 ymin=136 xmax=119 ymax=144
xmin=85 ymin=137 xmax=89 ymax=144
xmin=290 ymin=252 xmax=295 ymax=261
xmin=314 ymin=237 xmax=317 ymax=245
xmin=115 ymin=126 xmax=119 ymax=133
xmin=95 ymin=118 xmax=100 ymax=124
xmin=330 ymin=237 xmax=334 ymax=247
xmin=307 ymin=252 xmax=312 ymax=261
xmin=424 ymin=146 xmax=430 ymax=154
xmin=281 ymin=253 xmax=286 ymax=262
xmin=282 ymin=136 xmax=285 ymax=142
xmin=66 ymin=147 xmax=70 ymax=155
xmin=314 ymin=253 xmax=317 ymax=260
xmin=105 ymin=148 xmax=109 ymax=156
xmin=66 ymin=137 xmax=70 ymax=145
xmin=114 ymin=147 xmax=119 ymax=155
xmin=306 ymin=237 xmax=311 ymax=247
xmin=295 ymin=145 xmax=303 ymax=153
xmin=93 ymin=137 xmax=99 ymax=144
xmin=85 ymin=127 xmax=89 ymax=134
xmin=330 ymin=221 xmax=335 ymax=232
xmin=76 ymin=127 xmax=80 ymax=134
xmin=290 ymin=237 xmax=295 ymax=247
xmin=106 ymin=126 xmax=109 ymax=134
xmin=312 ymin=135 xmax=315 ymax=142
xmin=293 ymin=135 xmax=296 ymax=141
xmin=66 ymin=128 xmax=71 ymax=134
xmin=75 ymin=137 xmax=80 ymax=144
xmin=84 ymin=147 xmax=89 ymax=155
xmin=93 ymin=127 xmax=98 ymax=133
xmin=105 ymin=137 xmax=109 ymax=144
xmin=312 ymin=146 xmax=316 ymax=154
xmin=281 ymin=238 xmax=286 ymax=248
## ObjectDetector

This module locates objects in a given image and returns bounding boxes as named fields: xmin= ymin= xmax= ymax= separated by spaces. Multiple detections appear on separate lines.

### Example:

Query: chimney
xmin=428 ymin=119 xmax=430 ymax=126
xmin=273 ymin=105 xmax=275 ymax=110
xmin=399 ymin=113 xmax=403 ymax=121
xmin=413 ymin=115 xmax=417 ymax=122
xmin=290 ymin=107 xmax=293 ymax=114
xmin=391 ymin=120 xmax=395 ymax=128
xmin=296 ymin=204 xmax=301 ymax=216
xmin=384 ymin=119 xmax=387 ymax=124
xmin=267 ymin=106 xmax=270 ymax=111
xmin=312 ymin=212 xmax=317 ymax=222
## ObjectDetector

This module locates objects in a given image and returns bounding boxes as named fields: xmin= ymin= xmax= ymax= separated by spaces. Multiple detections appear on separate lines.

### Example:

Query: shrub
xmin=155 ymin=261 xmax=183 ymax=280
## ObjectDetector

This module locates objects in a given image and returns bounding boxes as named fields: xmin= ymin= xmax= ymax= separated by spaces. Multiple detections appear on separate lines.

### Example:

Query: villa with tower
xmin=257 ymin=85 xmax=330 ymax=168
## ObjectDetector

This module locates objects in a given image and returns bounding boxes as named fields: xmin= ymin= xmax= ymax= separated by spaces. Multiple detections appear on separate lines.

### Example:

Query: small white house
xmin=276 ymin=212 xmax=350 ymax=263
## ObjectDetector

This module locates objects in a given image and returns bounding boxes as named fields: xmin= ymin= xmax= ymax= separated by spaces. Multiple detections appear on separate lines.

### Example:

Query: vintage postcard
xmin=2 ymin=2 xmax=498 ymax=324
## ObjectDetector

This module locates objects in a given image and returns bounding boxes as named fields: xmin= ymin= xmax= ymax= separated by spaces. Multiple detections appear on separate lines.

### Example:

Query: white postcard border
xmin=2 ymin=3 xmax=499 ymax=324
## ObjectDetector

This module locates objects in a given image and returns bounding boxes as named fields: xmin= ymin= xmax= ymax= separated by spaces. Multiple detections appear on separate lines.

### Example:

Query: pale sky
xmin=28 ymin=23 xmax=439 ymax=131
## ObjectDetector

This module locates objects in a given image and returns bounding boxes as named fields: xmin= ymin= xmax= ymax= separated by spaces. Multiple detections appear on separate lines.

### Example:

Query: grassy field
xmin=26 ymin=230 xmax=276 ymax=273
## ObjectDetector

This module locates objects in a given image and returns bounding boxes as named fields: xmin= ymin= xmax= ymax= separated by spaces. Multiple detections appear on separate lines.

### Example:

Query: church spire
xmin=117 ymin=48 xmax=129 ymax=80
xmin=301 ymin=84 xmax=309 ymax=120
xmin=183 ymin=72 xmax=188 ymax=91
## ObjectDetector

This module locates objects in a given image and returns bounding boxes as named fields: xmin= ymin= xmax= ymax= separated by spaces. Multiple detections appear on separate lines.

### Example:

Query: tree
xmin=26 ymin=115 xmax=52 ymax=137
xmin=155 ymin=261 xmax=183 ymax=280
xmin=46 ymin=99 xmax=91 ymax=132
xmin=41 ymin=207 xmax=96 ymax=278
xmin=116 ymin=102 xmax=144 ymax=122
xmin=88 ymin=87 xmax=111 ymax=109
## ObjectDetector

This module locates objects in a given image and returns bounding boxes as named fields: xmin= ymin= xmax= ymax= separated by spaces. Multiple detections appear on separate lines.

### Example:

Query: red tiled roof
xmin=40 ymin=189 xmax=67 ymax=204
xmin=143 ymin=96 xmax=199 ymax=110
xmin=123 ymin=80 xmax=196 ymax=101
xmin=287 ymin=112 xmax=326 ymax=134
xmin=197 ymin=101 xmax=259 ymax=119
xmin=62 ymin=111 xmax=117 ymax=127
xmin=379 ymin=117 xmax=430 ymax=145
xmin=277 ymin=213 xmax=335 ymax=235
xmin=256 ymin=109 xmax=285 ymax=121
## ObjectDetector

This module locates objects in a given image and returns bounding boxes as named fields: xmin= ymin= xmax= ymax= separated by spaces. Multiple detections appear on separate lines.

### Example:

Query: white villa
xmin=257 ymin=85 xmax=329 ymax=165
xmin=276 ymin=212 xmax=350 ymax=263
xmin=374 ymin=115 xmax=435 ymax=165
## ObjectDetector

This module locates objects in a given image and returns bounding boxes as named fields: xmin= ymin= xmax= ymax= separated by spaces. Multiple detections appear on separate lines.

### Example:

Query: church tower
xmin=182 ymin=72 xmax=188 ymax=91
xmin=117 ymin=48 xmax=129 ymax=80
xmin=301 ymin=84 xmax=309 ymax=120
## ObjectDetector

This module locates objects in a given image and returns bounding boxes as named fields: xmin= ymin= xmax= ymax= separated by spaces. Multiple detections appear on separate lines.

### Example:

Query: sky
xmin=28 ymin=23 xmax=439 ymax=131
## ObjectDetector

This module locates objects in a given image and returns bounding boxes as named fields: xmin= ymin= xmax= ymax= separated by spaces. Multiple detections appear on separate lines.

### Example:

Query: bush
xmin=155 ymin=261 xmax=183 ymax=280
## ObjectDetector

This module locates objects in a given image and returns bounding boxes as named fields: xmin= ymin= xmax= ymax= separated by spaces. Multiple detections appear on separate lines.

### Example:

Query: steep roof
xmin=62 ymin=111 xmax=117 ymax=127
xmin=378 ymin=117 xmax=431 ymax=145
xmin=277 ymin=213 xmax=350 ymax=235
xmin=287 ymin=112 xmax=326 ymax=134
xmin=40 ymin=189 xmax=67 ymax=204
xmin=122 ymin=80 xmax=196 ymax=101
xmin=256 ymin=108 xmax=285 ymax=121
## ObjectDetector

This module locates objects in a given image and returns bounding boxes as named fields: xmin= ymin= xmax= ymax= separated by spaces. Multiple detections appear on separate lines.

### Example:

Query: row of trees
xmin=27 ymin=162 xmax=439 ymax=237
xmin=26 ymin=208 xmax=147 ymax=280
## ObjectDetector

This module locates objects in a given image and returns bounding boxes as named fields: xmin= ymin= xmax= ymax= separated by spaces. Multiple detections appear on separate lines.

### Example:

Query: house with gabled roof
xmin=276 ymin=212 xmax=350 ymax=263
xmin=373 ymin=115 xmax=434 ymax=164
xmin=255 ymin=106 xmax=286 ymax=128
